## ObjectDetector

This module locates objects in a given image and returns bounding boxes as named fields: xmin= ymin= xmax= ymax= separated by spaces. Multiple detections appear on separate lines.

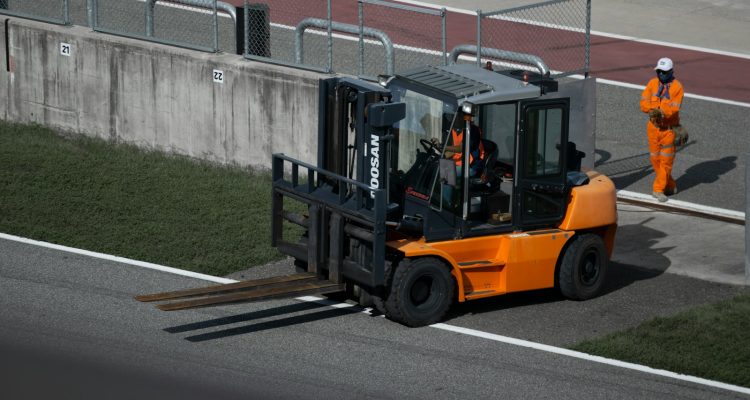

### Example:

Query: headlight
xmin=461 ymin=101 xmax=474 ymax=115
xmin=377 ymin=74 xmax=392 ymax=87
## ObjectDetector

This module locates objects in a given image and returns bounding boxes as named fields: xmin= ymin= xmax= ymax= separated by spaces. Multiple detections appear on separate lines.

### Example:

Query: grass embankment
xmin=0 ymin=120 xmax=294 ymax=276
xmin=2 ymin=121 xmax=749 ymax=388
xmin=570 ymin=293 xmax=750 ymax=387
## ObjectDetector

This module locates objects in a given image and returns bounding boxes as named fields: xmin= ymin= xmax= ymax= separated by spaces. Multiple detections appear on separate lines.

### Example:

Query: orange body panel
xmin=559 ymin=171 xmax=617 ymax=232
xmin=387 ymin=170 xmax=618 ymax=303
xmin=388 ymin=231 xmax=571 ymax=302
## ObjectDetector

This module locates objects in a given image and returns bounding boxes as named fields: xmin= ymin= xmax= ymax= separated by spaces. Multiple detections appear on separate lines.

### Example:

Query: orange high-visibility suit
xmin=640 ymin=77 xmax=684 ymax=193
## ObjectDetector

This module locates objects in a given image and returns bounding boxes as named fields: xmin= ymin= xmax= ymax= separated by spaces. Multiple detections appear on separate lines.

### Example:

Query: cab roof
xmin=395 ymin=64 xmax=542 ymax=105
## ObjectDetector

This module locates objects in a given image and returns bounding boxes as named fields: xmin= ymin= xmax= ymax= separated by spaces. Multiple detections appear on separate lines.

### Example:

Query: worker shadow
xmin=675 ymin=156 xmax=737 ymax=193
xmin=163 ymin=300 xmax=360 ymax=342
xmin=444 ymin=218 xmax=672 ymax=320
xmin=593 ymin=144 xmax=697 ymax=190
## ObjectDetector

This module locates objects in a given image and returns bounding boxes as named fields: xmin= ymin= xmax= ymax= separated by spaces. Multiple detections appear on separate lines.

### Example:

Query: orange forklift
xmin=138 ymin=56 xmax=617 ymax=327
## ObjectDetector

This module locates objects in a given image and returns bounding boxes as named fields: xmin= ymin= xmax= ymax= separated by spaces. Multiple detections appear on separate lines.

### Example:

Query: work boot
xmin=664 ymin=186 xmax=678 ymax=196
xmin=652 ymin=191 xmax=668 ymax=202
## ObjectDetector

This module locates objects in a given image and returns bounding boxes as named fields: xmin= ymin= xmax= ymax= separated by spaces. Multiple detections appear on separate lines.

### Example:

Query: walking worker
xmin=640 ymin=57 xmax=684 ymax=202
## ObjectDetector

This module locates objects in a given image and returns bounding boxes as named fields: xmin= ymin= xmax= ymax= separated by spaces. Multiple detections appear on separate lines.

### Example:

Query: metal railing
xmin=295 ymin=18 xmax=394 ymax=75
xmin=448 ymin=44 xmax=550 ymax=77
xmin=1 ymin=0 xmax=590 ymax=77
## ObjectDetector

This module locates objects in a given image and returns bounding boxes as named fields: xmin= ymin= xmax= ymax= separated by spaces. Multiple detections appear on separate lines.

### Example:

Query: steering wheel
xmin=419 ymin=138 xmax=441 ymax=156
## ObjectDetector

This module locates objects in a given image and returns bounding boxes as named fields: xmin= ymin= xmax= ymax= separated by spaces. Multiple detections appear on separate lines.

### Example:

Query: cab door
xmin=514 ymin=99 xmax=570 ymax=230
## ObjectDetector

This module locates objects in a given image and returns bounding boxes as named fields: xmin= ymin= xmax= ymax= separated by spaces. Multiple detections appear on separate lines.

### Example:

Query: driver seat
xmin=470 ymin=139 xmax=499 ymax=193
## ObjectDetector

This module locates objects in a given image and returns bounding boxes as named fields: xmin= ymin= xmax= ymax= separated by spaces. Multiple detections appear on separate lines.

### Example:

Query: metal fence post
xmin=476 ymin=10 xmax=481 ymax=67
xmin=441 ymin=7 xmax=447 ymax=66
xmin=212 ymin=0 xmax=219 ymax=52
xmin=585 ymin=0 xmax=591 ymax=77
xmin=86 ymin=0 xmax=93 ymax=29
xmin=92 ymin=0 xmax=98 ymax=29
xmin=327 ymin=0 xmax=333 ymax=73
xmin=146 ymin=0 xmax=154 ymax=37
xmin=62 ymin=0 xmax=70 ymax=25
xmin=358 ymin=0 xmax=364 ymax=76
xmin=243 ymin=0 xmax=249 ymax=56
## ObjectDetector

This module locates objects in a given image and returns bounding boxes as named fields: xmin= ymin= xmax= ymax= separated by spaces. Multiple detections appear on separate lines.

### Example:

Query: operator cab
xmin=386 ymin=64 xmax=586 ymax=241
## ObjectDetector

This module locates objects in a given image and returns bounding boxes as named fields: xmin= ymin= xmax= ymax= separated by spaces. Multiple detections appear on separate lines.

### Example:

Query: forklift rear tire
xmin=383 ymin=257 xmax=454 ymax=327
xmin=293 ymin=259 xmax=308 ymax=274
xmin=559 ymin=233 xmax=608 ymax=300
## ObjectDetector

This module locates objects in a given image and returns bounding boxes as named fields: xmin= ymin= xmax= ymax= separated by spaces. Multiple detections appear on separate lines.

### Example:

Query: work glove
xmin=673 ymin=125 xmax=689 ymax=146
xmin=648 ymin=108 xmax=663 ymax=124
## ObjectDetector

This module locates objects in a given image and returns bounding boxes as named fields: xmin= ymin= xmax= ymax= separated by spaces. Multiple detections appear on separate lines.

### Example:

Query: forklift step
xmin=135 ymin=272 xmax=344 ymax=311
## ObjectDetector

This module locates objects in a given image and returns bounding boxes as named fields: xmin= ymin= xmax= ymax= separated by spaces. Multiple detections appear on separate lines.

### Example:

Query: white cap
xmin=654 ymin=57 xmax=673 ymax=71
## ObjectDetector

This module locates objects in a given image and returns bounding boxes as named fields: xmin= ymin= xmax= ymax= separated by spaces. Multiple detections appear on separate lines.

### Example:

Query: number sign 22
xmin=213 ymin=69 xmax=224 ymax=84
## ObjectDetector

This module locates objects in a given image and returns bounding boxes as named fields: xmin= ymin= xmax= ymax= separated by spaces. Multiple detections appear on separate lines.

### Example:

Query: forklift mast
xmin=267 ymin=77 xmax=406 ymax=292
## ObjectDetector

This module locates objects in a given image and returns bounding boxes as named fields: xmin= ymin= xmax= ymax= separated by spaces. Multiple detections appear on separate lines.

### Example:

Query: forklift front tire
xmin=559 ymin=233 xmax=608 ymax=300
xmin=384 ymin=257 xmax=454 ymax=327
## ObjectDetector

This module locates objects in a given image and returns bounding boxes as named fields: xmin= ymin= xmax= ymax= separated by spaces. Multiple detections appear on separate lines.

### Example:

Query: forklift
xmin=138 ymin=57 xmax=617 ymax=327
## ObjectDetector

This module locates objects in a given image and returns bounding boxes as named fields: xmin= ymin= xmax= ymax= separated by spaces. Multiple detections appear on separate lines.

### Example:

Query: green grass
xmin=570 ymin=292 xmax=750 ymax=387
xmin=0 ymin=120 xmax=298 ymax=276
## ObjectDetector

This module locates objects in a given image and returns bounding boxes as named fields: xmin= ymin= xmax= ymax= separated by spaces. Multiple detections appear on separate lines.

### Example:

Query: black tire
xmin=559 ymin=233 xmax=608 ymax=300
xmin=382 ymin=257 xmax=454 ymax=327
xmin=293 ymin=259 xmax=308 ymax=274
xmin=294 ymin=234 xmax=309 ymax=273
xmin=372 ymin=260 xmax=395 ymax=315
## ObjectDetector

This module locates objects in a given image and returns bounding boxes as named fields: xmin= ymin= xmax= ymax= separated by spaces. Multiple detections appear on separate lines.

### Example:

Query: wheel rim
xmin=579 ymin=249 xmax=600 ymax=286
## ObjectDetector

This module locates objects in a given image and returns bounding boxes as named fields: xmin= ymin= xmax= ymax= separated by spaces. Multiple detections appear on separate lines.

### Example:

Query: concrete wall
xmin=0 ymin=17 xmax=323 ymax=168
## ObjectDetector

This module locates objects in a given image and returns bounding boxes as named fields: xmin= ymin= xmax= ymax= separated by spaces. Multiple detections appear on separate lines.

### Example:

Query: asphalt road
xmin=2 ymin=236 xmax=748 ymax=400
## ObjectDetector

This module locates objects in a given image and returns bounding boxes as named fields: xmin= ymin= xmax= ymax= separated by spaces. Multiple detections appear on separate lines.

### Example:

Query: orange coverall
xmin=640 ymin=77 xmax=684 ymax=193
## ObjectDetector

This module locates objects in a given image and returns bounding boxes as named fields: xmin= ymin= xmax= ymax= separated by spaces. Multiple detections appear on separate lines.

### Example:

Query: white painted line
xmin=589 ymin=30 xmax=750 ymax=60
xmin=617 ymin=190 xmax=746 ymax=222
xmin=393 ymin=0 xmax=475 ymax=16
xmin=0 ymin=232 xmax=235 ymax=284
xmin=431 ymin=323 xmax=750 ymax=396
xmin=136 ymin=0 xmax=233 ymax=19
xmin=593 ymin=78 xmax=750 ymax=108
xmin=273 ymin=22 xmax=444 ymax=56
xmin=3 ymin=231 xmax=748 ymax=395
xmin=394 ymin=0 xmax=750 ymax=59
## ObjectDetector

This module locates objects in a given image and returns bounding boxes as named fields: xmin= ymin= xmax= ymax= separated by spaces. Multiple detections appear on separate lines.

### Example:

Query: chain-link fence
xmin=1 ymin=0 xmax=590 ymax=78
xmin=0 ymin=0 xmax=71 ymax=25
xmin=93 ymin=0 xmax=234 ymax=53
xmin=479 ymin=0 xmax=590 ymax=77
xmin=358 ymin=0 xmax=445 ymax=78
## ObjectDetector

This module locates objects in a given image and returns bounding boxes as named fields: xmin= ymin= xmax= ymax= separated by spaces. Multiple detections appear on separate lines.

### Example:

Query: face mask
xmin=657 ymin=70 xmax=673 ymax=83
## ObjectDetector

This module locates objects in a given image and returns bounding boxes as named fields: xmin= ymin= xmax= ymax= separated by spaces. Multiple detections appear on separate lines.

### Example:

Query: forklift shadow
xmin=164 ymin=300 xmax=360 ymax=342
xmin=443 ymin=221 xmax=671 ymax=320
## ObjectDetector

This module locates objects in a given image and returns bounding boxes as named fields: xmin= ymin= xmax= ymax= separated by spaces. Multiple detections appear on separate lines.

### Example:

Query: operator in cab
xmin=439 ymin=112 xmax=486 ymax=207
xmin=444 ymin=120 xmax=485 ymax=179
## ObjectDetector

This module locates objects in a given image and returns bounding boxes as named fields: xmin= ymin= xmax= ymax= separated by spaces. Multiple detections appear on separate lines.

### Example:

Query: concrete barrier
xmin=0 ymin=17 xmax=323 ymax=168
